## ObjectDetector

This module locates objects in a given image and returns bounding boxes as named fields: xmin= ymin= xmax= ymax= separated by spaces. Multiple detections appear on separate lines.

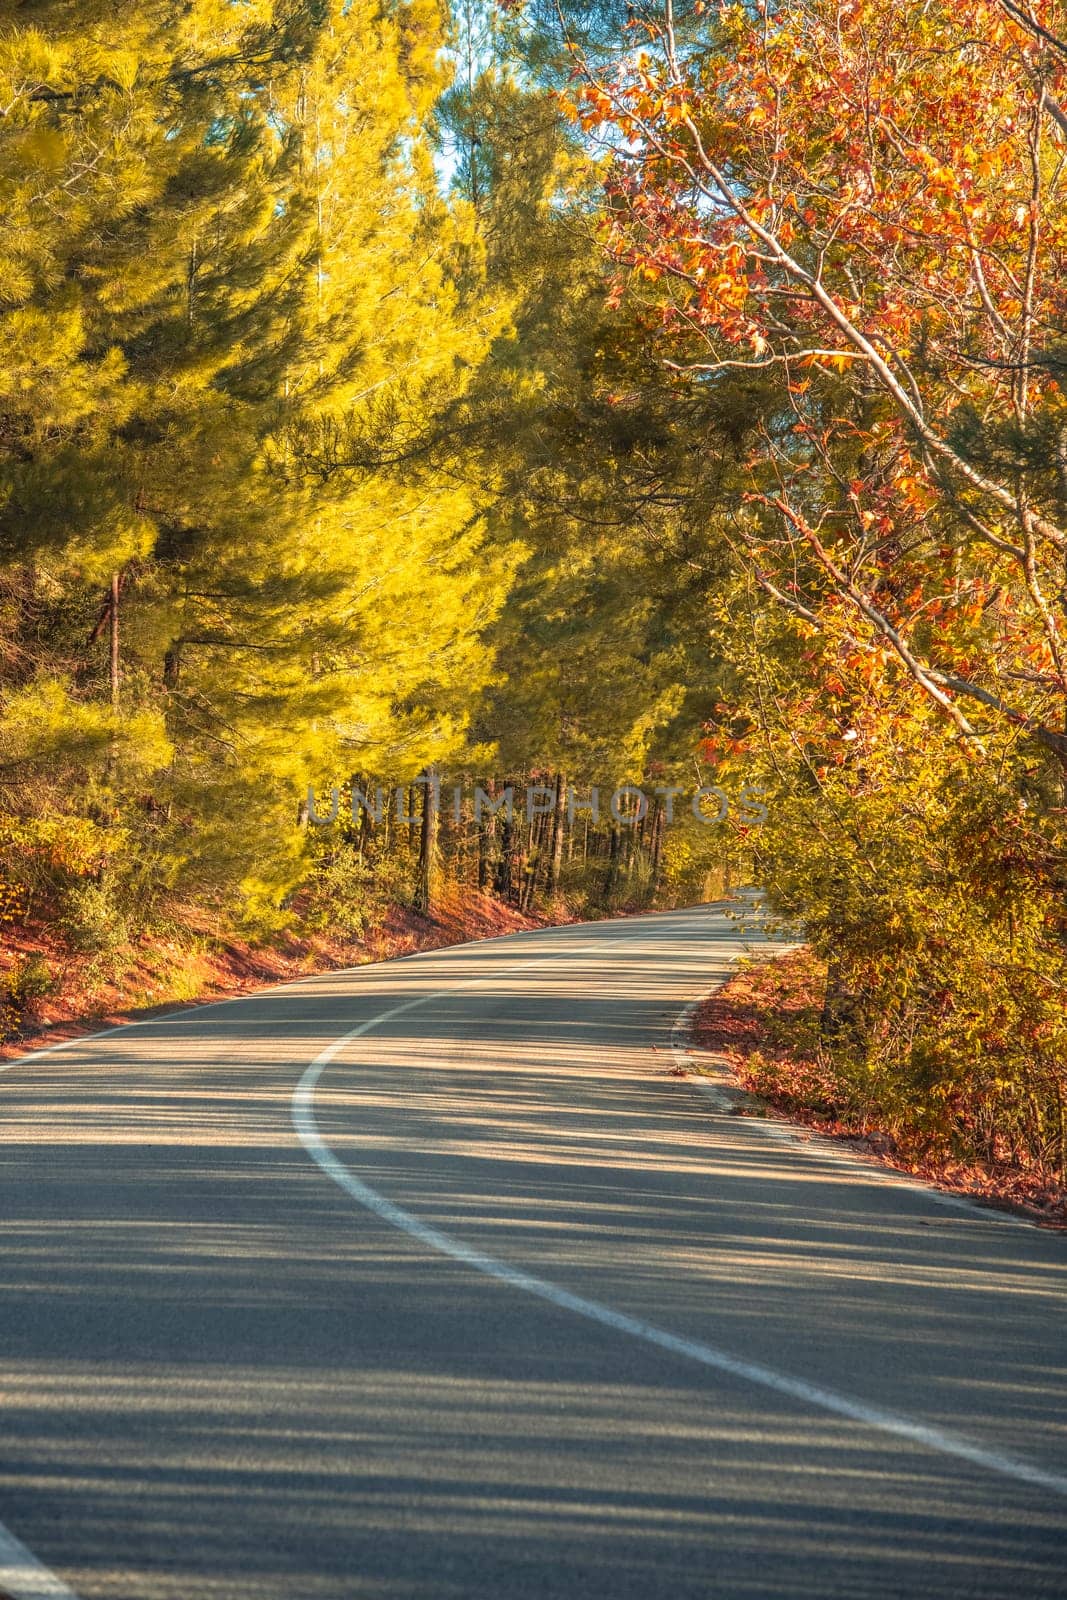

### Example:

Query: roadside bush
xmin=302 ymin=838 xmax=412 ymax=939
xmin=752 ymin=742 xmax=1067 ymax=1180
xmin=58 ymin=878 xmax=130 ymax=953
xmin=0 ymin=954 xmax=56 ymax=1041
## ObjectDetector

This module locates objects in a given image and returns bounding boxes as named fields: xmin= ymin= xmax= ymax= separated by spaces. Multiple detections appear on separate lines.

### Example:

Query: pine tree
xmin=0 ymin=0 xmax=511 ymax=933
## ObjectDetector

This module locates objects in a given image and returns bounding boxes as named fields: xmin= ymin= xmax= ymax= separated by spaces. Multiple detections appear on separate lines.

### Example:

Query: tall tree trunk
xmin=546 ymin=771 xmax=566 ymax=899
xmin=518 ymin=807 xmax=539 ymax=912
xmin=494 ymin=791 xmax=514 ymax=901
xmin=103 ymin=570 xmax=123 ymax=783
xmin=414 ymin=773 xmax=438 ymax=917
xmin=649 ymin=799 xmax=665 ymax=899
xmin=603 ymin=823 xmax=621 ymax=900
xmin=408 ymin=784 xmax=420 ymax=853
xmin=478 ymin=778 xmax=497 ymax=891
xmin=109 ymin=571 xmax=121 ymax=711
xmin=438 ymin=781 xmax=452 ymax=869
xmin=359 ymin=781 xmax=377 ymax=861
xmin=622 ymin=797 xmax=637 ymax=879
xmin=454 ymin=777 xmax=469 ymax=883
xmin=522 ymin=806 xmax=546 ymax=910
xmin=820 ymin=950 xmax=854 ymax=1039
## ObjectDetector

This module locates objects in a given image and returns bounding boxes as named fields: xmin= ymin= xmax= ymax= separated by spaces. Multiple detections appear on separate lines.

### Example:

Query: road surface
xmin=0 ymin=903 xmax=1064 ymax=1598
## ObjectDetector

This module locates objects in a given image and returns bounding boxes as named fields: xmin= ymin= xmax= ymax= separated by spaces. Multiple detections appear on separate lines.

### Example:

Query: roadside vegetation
xmin=693 ymin=951 xmax=1067 ymax=1225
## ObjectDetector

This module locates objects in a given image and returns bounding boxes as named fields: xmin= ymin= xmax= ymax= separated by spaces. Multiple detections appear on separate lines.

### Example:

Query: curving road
xmin=0 ymin=903 xmax=1065 ymax=1598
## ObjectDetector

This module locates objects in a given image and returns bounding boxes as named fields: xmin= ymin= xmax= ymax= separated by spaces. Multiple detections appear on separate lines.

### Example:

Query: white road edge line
xmin=0 ymin=927 xmax=611 ymax=1600
xmin=672 ymin=983 xmax=1034 ymax=1225
xmin=0 ymin=913 xmax=700 ymax=1080
xmin=293 ymin=942 xmax=1067 ymax=1499
xmin=0 ymin=1522 xmax=81 ymax=1600
xmin=0 ymin=902 xmax=745 ymax=1083
xmin=0 ymin=917 xmax=717 ymax=1599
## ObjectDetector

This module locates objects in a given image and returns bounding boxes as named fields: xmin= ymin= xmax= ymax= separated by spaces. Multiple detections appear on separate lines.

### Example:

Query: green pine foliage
xmin=0 ymin=0 xmax=510 ymax=934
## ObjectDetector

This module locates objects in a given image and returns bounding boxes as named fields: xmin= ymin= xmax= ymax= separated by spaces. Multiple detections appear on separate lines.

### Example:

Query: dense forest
xmin=2 ymin=0 xmax=1066 ymax=1184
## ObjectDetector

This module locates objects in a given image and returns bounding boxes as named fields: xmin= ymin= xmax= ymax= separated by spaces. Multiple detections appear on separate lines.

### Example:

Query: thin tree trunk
xmin=103 ymin=571 xmax=123 ymax=783
xmin=623 ymin=799 xmax=637 ymax=878
xmin=408 ymin=784 xmax=419 ymax=853
xmin=546 ymin=772 xmax=566 ymax=899
xmin=820 ymin=951 xmax=849 ymax=1038
xmin=478 ymin=778 xmax=497 ymax=891
xmin=649 ymin=799 xmax=665 ymax=898
xmin=604 ymin=824 xmax=621 ymax=899
xmin=414 ymin=773 xmax=438 ymax=917
xmin=523 ymin=807 xmax=547 ymax=909
xmin=455 ymin=780 xmax=469 ymax=881
xmin=109 ymin=571 xmax=121 ymax=711
xmin=359 ymin=783 xmax=376 ymax=860
xmin=494 ymin=788 xmax=515 ymax=901
xmin=519 ymin=808 xmax=540 ymax=911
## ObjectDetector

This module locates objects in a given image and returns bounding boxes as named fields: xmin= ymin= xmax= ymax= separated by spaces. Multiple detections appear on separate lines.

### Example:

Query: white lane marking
xmin=0 ymin=917 xmax=661 ymax=1080
xmin=0 ymin=930 xmax=643 ymax=1596
xmin=2 ymin=902 xmax=754 ymax=1083
xmin=0 ymin=1523 xmax=80 ymax=1599
xmin=670 ymin=996 xmax=736 ymax=1112
xmin=293 ymin=958 xmax=1067 ymax=1499
xmin=1 ymin=900 xmax=750 ymax=1081
xmin=0 ymin=915 xmax=725 ymax=1599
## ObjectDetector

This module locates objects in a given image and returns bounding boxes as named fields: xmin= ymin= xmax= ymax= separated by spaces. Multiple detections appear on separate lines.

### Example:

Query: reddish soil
xmin=0 ymin=886 xmax=572 ymax=1064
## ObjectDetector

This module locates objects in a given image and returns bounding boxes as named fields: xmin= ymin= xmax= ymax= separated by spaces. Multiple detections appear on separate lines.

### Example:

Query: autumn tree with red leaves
xmin=567 ymin=0 xmax=1067 ymax=1179
xmin=571 ymin=0 xmax=1067 ymax=761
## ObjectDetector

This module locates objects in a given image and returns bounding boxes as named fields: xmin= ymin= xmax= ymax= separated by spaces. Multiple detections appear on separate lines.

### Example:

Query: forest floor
xmin=690 ymin=949 xmax=1067 ymax=1230
xmin=0 ymin=886 xmax=576 ymax=1064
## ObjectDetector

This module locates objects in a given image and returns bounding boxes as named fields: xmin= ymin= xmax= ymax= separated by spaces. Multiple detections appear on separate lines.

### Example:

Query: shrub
xmin=302 ymin=840 xmax=412 ymax=939
xmin=1 ymin=954 xmax=56 ymax=1041
xmin=59 ymin=879 xmax=129 ymax=953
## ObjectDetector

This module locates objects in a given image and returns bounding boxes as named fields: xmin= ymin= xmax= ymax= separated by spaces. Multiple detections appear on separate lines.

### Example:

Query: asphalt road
xmin=0 ymin=903 xmax=1065 ymax=1599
